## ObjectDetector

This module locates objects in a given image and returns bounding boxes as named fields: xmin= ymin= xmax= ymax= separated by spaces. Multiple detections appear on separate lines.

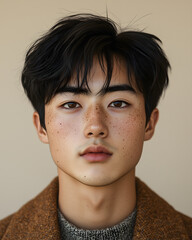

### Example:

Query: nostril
xmin=87 ymin=131 xmax=104 ymax=136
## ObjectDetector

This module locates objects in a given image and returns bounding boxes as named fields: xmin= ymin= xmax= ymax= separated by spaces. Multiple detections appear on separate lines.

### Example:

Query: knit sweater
xmin=0 ymin=177 xmax=192 ymax=239
xmin=58 ymin=208 xmax=136 ymax=239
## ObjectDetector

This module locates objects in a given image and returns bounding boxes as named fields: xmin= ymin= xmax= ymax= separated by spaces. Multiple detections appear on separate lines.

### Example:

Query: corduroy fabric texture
xmin=58 ymin=207 xmax=136 ymax=239
xmin=0 ymin=177 xmax=192 ymax=240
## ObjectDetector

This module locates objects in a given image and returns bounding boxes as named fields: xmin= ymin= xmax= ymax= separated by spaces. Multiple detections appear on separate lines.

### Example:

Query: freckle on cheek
xmin=57 ymin=131 xmax=59 ymax=134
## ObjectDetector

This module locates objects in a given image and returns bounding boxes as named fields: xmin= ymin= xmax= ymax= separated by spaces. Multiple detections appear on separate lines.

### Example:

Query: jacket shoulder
xmin=0 ymin=214 xmax=14 ymax=239
xmin=134 ymin=178 xmax=192 ymax=239
xmin=0 ymin=178 xmax=60 ymax=240
xmin=180 ymin=212 xmax=192 ymax=238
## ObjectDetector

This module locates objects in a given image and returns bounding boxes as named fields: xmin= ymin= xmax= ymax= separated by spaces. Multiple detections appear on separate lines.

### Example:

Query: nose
xmin=83 ymin=105 xmax=108 ymax=138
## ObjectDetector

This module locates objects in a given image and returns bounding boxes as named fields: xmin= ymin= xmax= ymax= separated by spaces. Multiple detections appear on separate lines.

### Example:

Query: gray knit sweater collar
xmin=58 ymin=208 xmax=136 ymax=240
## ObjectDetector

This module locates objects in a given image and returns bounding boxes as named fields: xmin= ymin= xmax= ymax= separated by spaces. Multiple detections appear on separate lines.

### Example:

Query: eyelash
xmin=109 ymin=101 xmax=129 ymax=108
xmin=61 ymin=100 xmax=129 ymax=109
xmin=61 ymin=102 xmax=81 ymax=109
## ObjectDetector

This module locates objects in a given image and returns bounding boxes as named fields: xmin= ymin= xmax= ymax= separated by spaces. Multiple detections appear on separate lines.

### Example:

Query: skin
xmin=33 ymin=58 xmax=159 ymax=229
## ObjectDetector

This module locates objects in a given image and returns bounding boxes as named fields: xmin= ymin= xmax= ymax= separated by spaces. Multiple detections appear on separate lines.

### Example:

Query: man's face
xmin=34 ymin=59 xmax=158 ymax=187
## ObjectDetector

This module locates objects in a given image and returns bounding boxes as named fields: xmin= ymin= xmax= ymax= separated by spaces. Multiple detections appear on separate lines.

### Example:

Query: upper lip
xmin=80 ymin=146 xmax=113 ymax=156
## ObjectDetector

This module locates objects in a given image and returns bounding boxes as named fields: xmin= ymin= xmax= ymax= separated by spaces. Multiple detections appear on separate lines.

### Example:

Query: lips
xmin=79 ymin=146 xmax=112 ymax=162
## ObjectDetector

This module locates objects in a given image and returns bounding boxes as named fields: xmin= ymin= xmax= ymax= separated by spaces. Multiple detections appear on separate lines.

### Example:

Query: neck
xmin=58 ymin=169 xmax=136 ymax=230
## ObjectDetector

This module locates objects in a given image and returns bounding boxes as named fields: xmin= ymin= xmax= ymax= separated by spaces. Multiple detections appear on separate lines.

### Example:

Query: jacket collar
xmin=133 ymin=178 xmax=189 ymax=239
xmin=3 ymin=178 xmax=61 ymax=240
xmin=3 ymin=177 xmax=190 ymax=240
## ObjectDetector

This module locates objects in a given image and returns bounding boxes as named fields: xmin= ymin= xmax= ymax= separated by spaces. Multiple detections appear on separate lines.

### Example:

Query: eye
xmin=109 ymin=101 xmax=129 ymax=108
xmin=61 ymin=102 xmax=81 ymax=109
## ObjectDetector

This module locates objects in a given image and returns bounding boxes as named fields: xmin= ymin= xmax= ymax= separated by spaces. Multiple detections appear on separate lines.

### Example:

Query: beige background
xmin=0 ymin=0 xmax=192 ymax=219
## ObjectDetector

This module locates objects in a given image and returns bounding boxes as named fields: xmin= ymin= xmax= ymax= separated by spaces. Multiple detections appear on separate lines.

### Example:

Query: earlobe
xmin=33 ymin=112 xmax=49 ymax=144
xmin=144 ymin=108 xmax=159 ymax=141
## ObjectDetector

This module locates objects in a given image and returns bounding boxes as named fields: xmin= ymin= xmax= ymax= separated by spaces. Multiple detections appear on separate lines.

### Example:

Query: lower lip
xmin=81 ymin=153 xmax=112 ymax=162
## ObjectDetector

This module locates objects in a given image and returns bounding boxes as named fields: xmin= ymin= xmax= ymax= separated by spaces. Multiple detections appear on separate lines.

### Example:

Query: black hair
xmin=21 ymin=13 xmax=170 ymax=129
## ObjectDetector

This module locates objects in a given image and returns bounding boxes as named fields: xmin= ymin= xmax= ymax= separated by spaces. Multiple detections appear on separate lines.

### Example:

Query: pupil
xmin=69 ymin=103 xmax=76 ymax=108
xmin=115 ymin=101 xmax=122 ymax=107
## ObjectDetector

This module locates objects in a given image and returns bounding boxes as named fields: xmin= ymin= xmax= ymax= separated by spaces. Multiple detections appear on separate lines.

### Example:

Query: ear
xmin=144 ymin=108 xmax=159 ymax=141
xmin=33 ymin=112 xmax=49 ymax=144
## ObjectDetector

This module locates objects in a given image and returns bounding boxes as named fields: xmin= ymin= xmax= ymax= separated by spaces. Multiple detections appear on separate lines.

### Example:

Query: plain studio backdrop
xmin=0 ymin=0 xmax=192 ymax=219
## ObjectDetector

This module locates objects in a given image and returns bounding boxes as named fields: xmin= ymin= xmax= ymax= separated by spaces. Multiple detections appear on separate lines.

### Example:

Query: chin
xmin=76 ymin=174 xmax=124 ymax=187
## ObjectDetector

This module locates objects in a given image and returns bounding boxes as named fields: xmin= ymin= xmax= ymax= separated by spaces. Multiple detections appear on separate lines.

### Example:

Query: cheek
xmin=111 ymin=112 xmax=145 ymax=137
xmin=45 ymin=113 xmax=81 ymax=156
xmin=46 ymin=110 xmax=79 ymax=138
xmin=46 ymin=118 xmax=79 ymax=166
xmin=110 ymin=112 xmax=146 ymax=155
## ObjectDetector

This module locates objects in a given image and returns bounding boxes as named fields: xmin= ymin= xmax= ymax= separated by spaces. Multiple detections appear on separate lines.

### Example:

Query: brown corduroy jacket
xmin=0 ymin=177 xmax=192 ymax=240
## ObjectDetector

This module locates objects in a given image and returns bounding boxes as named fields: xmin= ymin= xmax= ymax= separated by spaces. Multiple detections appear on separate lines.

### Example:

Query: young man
xmin=0 ymin=14 xmax=191 ymax=239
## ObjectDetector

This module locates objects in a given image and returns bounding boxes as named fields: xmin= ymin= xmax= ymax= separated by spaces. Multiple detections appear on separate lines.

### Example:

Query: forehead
xmin=68 ymin=57 xmax=137 ymax=93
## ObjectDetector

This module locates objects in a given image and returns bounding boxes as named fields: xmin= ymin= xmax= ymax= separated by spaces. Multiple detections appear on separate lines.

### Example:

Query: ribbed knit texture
xmin=58 ymin=208 xmax=136 ymax=240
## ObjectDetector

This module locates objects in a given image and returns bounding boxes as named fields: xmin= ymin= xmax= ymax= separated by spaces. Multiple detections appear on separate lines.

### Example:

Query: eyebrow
xmin=57 ymin=84 xmax=136 ymax=96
